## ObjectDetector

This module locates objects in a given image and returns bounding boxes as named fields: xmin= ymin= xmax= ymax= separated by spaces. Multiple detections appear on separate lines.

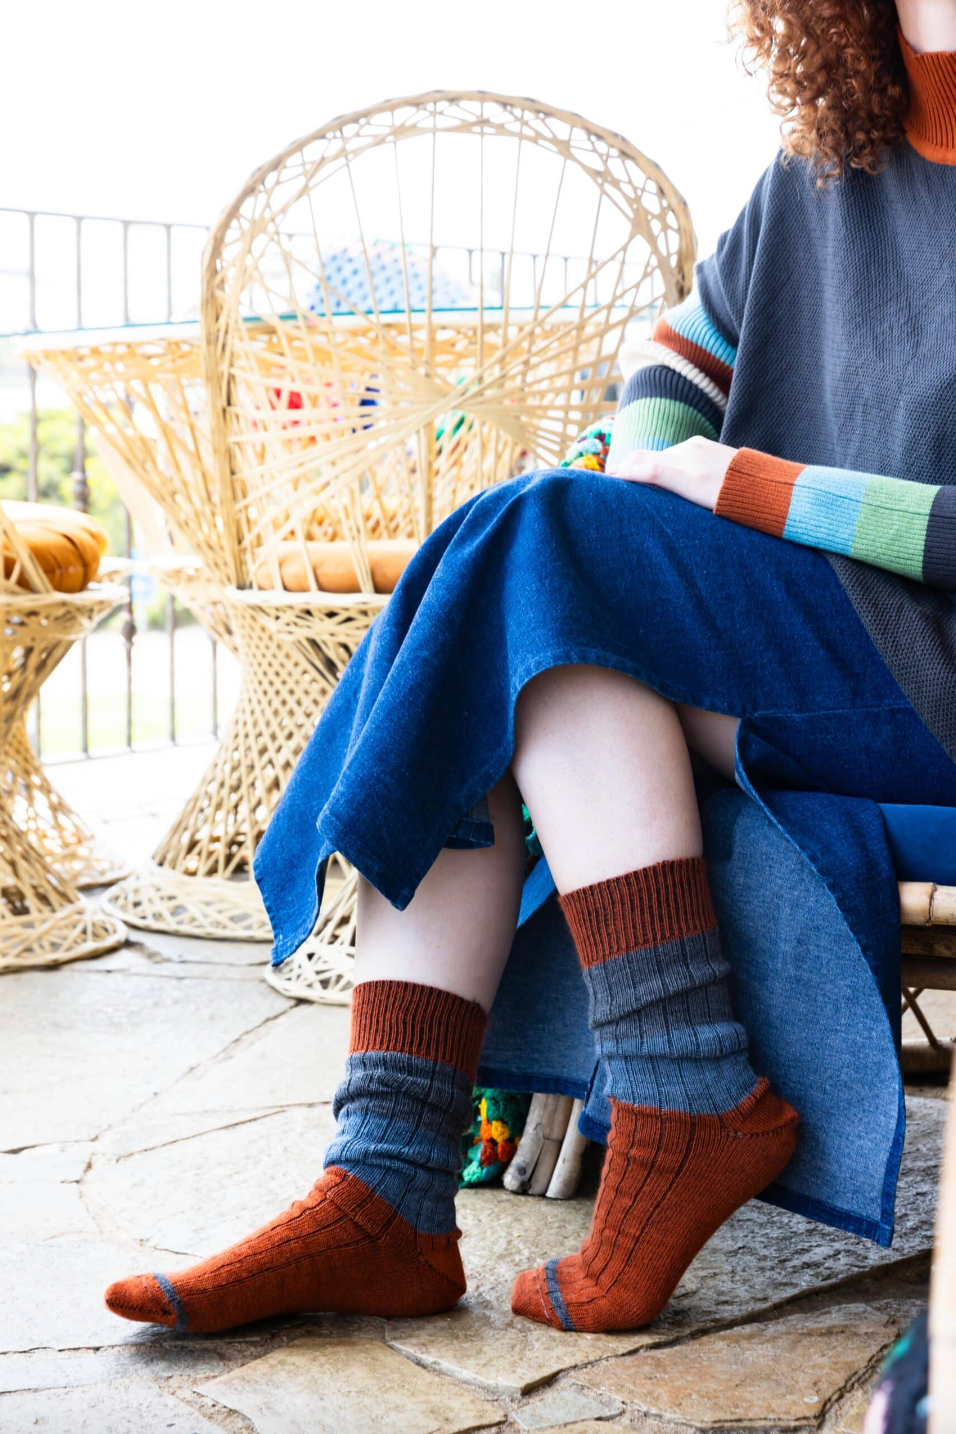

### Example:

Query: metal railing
xmin=0 ymin=207 xmax=216 ymax=760
xmin=1 ymin=205 xmax=622 ymax=760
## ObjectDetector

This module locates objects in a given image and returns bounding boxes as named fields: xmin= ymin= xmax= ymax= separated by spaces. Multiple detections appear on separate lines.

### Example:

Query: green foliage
xmin=0 ymin=405 xmax=197 ymax=631
xmin=0 ymin=406 xmax=126 ymax=553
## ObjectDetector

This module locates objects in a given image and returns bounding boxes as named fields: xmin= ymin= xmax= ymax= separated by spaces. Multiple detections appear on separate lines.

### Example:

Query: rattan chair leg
xmin=101 ymin=601 xmax=370 ymax=941
xmin=4 ymin=722 xmax=129 ymax=889
xmin=0 ymin=801 xmax=126 ymax=971
xmin=0 ymin=583 xmax=128 ymax=972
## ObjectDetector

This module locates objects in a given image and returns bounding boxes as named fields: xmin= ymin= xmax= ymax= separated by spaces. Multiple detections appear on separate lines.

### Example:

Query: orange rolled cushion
xmin=1 ymin=501 xmax=109 ymax=593
xmin=253 ymin=539 xmax=417 ymax=595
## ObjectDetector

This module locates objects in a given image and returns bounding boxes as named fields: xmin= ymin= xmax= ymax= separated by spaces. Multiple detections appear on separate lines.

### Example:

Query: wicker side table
xmin=0 ymin=507 xmax=127 ymax=971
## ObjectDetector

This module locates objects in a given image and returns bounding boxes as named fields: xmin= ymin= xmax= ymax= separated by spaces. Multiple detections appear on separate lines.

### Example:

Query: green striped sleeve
xmin=849 ymin=475 xmax=937 ymax=581
xmin=717 ymin=449 xmax=956 ymax=590
xmin=612 ymin=396 xmax=718 ymax=452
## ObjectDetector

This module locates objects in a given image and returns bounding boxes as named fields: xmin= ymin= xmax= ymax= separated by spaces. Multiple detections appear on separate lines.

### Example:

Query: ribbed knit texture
xmin=559 ymin=859 xmax=759 ymax=1114
xmin=325 ymin=1049 xmax=475 ymax=1234
xmin=348 ymin=977 xmax=486 ymax=1072
xmin=512 ymin=1080 xmax=799 ymax=1332
xmin=511 ymin=859 xmax=793 ymax=1331
xmin=105 ymin=980 xmax=484 ymax=1333
xmin=901 ymin=30 xmax=956 ymax=164
xmin=715 ymin=450 xmax=805 ymax=537
xmin=560 ymin=858 xmax=715 ymax=963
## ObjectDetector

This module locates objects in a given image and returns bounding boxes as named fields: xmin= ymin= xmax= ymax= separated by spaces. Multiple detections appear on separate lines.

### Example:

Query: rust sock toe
xmin=104 ymin=1169 xmax=466 ymax=1333
xmin=510 ymin=1266 xmax=557 ymax=1326
xmin=511 ymin=1081 xmax=799 ymax=1333
xmin=104 ymin=1272 xmax=178 ymax=1327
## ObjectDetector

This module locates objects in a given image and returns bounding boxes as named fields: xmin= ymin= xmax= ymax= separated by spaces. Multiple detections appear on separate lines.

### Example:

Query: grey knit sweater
xmin=598 ymin=36 xmax=956 ymax=760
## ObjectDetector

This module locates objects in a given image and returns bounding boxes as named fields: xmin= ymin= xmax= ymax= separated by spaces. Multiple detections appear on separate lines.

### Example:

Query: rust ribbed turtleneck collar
xmin=900 ymin=28 xmax=956 ymax=164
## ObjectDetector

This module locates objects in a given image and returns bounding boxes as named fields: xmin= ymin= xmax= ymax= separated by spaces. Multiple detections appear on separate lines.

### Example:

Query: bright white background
xmin=2 ymin=0 xmax=782 ymax=257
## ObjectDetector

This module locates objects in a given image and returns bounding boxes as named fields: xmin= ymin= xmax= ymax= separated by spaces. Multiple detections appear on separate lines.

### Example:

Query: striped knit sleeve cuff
xmin=716 ymin=448 xmax=956 ymax=590
xmin=604 ymin=288 xmax=738 ymax=475
xmin=653 ymin=291 xmax=737 ymax=398
xmin=714 ymin=449 xmax=804 ymax=535
xmin=607 ymin=366 xmax=722 ymax=472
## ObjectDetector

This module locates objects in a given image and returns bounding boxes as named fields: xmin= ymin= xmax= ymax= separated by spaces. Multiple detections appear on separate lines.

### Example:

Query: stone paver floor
xmin=1 ymin=746 xmax=953 ymax=1433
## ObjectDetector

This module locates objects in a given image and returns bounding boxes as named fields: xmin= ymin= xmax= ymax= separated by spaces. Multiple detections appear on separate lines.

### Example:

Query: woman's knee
xmin=471 ymin=467 xmax=573 ymax=517
xmin=513 ymin=665 xmax=674 ymax=781
xmin=516 ymin=663 xmax=640 ymax=730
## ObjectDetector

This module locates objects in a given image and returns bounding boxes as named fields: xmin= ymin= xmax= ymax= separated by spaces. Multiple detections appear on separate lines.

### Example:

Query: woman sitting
xmin=105 ymin=0 xmax=956 ymax=1336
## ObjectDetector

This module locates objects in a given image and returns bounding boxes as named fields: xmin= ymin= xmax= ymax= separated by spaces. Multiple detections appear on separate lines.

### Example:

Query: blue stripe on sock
xmin=544 ymin=1258 xmax=575 ymax=1331
xmin=326 ymin=1049 xmax=472 ymax=1235
xmin=152 ymin=1271 xmax=188 ymax=1331
xmin=583 ymin=927 xmax=759 ymax=1114
xmin=584 ymin=932 xmax=728 ymax=1025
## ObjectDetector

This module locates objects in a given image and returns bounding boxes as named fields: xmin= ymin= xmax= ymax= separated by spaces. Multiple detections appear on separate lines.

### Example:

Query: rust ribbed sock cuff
xmin=559 ymin=856 xmax=715 ymax=966
xmin=349 ymin=978 xmax=486 ymax=1076
xmin=558 ymin=857 xmax=757 ymax=1116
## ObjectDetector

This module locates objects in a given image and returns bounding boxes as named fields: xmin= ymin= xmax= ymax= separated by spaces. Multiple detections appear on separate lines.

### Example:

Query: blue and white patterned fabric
xmin=306 ymin=241 xmax=477 ymax=316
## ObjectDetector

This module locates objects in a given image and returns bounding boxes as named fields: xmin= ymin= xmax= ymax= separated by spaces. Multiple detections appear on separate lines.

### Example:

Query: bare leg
xmin=355 ymin=772 xmax=526 ymax=1010
xmin=512 ymin=664 xmax=705 ymax=893
xmin=677 ymin=705 xmax=739 ymax=784
xmin=357 ymin=686 xmax=737 ymax=997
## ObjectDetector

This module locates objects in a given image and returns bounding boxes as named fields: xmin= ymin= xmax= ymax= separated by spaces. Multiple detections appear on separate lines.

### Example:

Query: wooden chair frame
xmin=900 ymin=881 xmax=956 ymax=1073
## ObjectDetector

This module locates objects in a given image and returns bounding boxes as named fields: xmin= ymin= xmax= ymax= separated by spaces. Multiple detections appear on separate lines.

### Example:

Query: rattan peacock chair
xmin=25 ymin=333 xmax=281 ymax=939
xmin=25 ymin=330 xmax=372 ymax=953
xmin=200 ymin=91 xmax=696 ymax=999
xmin=4 ymin=722 xmax=128 ymax=889
xmin=0 ymin=504 xmax=127 ymax=971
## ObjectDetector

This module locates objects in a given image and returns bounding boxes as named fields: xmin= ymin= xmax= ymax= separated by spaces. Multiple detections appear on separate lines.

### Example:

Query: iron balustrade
xmin=0 ymin=205 xmax=614 ymax=760
xmin=0 ymin=209 xmax=213 ymax=759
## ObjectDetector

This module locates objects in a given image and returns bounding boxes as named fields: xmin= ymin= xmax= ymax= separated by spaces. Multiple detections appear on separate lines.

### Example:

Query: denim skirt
xmin=255 ymin=470 xmax=956 ymax=1244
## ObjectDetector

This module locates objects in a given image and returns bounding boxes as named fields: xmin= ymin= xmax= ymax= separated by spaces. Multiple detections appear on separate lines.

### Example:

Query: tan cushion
xmin=1 ymin=501 xmax=109 ymax=593
xmin=253 ymin=539 xmax=417 ymax=595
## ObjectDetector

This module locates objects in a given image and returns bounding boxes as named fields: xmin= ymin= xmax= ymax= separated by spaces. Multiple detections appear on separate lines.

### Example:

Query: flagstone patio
xmin=2 ymin=746 xmax=952 ymax=1434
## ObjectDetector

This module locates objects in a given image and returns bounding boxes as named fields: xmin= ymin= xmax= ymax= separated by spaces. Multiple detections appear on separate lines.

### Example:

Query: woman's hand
xmin=606 ymin=435 xmax=738 ymax=512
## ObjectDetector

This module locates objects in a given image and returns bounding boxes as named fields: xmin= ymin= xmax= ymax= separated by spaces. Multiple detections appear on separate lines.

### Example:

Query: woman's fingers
xmin=606 ymin=450 xmax=659 ymax=481
xmin=606 ymin=437 xmax=737 ymax=512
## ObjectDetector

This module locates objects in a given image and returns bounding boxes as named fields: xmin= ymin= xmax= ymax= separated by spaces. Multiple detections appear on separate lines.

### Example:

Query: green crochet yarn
xmin=522 ymin=802 xmax=542 ymax=864
xmin=459 ymin=1088 xmax=532 ymax=1187
xmin=559 ymin=419 xmax=613 ymax=473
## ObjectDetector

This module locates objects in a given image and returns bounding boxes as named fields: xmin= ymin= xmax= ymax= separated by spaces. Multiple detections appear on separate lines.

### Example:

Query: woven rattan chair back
xmin=201 ymin=91 xmax=696 ymax=591
xmin=28 ymin=335 xmax=225 ymax=581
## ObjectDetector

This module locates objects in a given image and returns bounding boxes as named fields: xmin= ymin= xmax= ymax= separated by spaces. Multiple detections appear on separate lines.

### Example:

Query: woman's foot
xmin=105 ymin=1166 xmax=466 ymax=1332
xmin=106 ymin=978 xmax=488 ymax=1334
xmin=511 ymin=1079 xmax=798 ymax=1333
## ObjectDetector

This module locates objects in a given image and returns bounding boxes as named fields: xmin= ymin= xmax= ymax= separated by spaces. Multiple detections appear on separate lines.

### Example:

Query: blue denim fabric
xmin=254 ymin=472 xmax=956 ymax=1244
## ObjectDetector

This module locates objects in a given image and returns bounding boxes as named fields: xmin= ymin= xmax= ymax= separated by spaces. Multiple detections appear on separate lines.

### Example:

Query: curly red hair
xmin=729 ymin=1 xmax=910 ymax=180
